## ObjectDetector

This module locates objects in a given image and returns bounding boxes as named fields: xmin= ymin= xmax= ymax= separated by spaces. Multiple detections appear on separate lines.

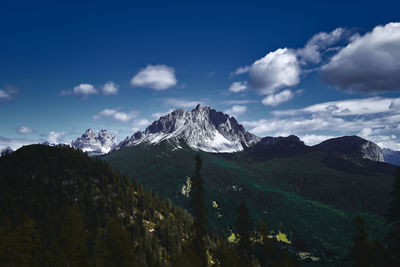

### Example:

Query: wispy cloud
xmin=228 ymin=81 xmax=248 ymax=93
xmin=224 ymin=105 xmax=247 ymax=117
xmin=220 ymin=99 xmax=258 ymax=105
xmin=93 ymin=108 xmax=139 ymax=122
xmin=262 ymin=89 xmax=303 ymax=107
xmin=0 ymin=85 xmax=19 ymax=103
xmin=152 ymin=109 xmax=174 ymax=118
xmin=131 ymin=118 xmax=151 ymax=132
xmin=17 ymin=126 xmax=34 ymax=134
xmin=231 ymin=66 xmax=250 ymax=76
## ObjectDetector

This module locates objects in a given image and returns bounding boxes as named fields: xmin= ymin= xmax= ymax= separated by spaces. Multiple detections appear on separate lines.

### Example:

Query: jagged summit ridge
xmin=72 ymin=129 xmax=117 ymax=155
xmin=115 ymin=104 xmax=260 ymax=153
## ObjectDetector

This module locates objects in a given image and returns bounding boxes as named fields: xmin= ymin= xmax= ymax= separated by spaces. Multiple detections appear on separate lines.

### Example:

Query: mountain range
xmin=71 ymin=104 xmax=389 ymax=164
xmin=98 ymin=104 xmax=396 ymax=259
xmin=71 ymin=128 xmax=117 ymax=155
xmin=2 ymin=104 xmax=397 ymax=261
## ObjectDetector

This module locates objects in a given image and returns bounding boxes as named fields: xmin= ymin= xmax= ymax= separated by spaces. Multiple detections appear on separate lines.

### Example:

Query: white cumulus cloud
xmin=102 ymin=81 xmax=119 ymax=95
xmin=131 ymin=64 xmax=177 ymax=90
xmin=321 ymin=22 xmax=400 ymax=93
xmin=73 ymin=83 xmax=98 ymax=97
xmin=249 ymin=48 xmax=301 ymax=95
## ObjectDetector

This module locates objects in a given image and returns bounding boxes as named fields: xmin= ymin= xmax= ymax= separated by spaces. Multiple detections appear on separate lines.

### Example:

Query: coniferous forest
xmin=0 ymin=145 xmax=304 ymax=266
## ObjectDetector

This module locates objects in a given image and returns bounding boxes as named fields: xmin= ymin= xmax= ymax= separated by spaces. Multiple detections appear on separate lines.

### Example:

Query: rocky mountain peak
xmin=115 ymin=105 xmax=260 ymax=153
xmin=314 ymin=135 xmax=384 ymax=162
xmin=194 ymin=103 xmax=202 ymax=111
xmin=71 ymin=129 xmax=116 ymax=156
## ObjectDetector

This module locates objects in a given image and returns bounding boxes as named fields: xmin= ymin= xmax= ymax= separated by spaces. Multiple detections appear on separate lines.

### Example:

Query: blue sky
xmin=1 ymin=0 xmax=400 ymax=150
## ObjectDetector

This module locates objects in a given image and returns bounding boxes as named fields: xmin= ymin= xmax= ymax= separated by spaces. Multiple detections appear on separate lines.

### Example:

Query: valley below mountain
xmin=101 ymin=105 xmax=396 ymax=260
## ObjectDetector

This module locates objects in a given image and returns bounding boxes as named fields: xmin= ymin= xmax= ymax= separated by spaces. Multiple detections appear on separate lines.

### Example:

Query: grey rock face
xmin=360 ymin=141 xmax=384 ymax=162
xmin=314 ymin=135 xmax=384 ymax=162
xmin=115 ymin=104 xmax=260 ymax=153
xmin=71 ymin=129 xmax=117 ymax=155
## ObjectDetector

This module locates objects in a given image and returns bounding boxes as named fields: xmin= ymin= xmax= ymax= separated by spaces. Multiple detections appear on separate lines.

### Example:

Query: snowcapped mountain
xmin=71 ymin=129 xmax=117 ymax=155
xmin=115 ymin=104 xmax=260 ymax=153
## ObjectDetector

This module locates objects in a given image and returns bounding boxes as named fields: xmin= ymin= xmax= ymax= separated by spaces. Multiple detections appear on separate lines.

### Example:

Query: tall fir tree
xmin=236 ymin=200 xmax=253 ymax=266
xmin=385 ymin=167 xmax=400 ymax=265
xmin=350 ymin=214 xmax=373 ymax=267
xmin=190 ymin=154 xmax=207 ymax=267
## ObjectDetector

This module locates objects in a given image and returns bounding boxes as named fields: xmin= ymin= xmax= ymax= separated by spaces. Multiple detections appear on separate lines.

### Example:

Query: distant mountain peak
xmin=314 ymin=135 xmax=384 ymax=162
xmin=382 ymin=148 xmax=400 ymax=166
xmin=115 ymin=105 xmax=260 ymax=153
xmin=72 ymin=129 xmax=116 ymax=155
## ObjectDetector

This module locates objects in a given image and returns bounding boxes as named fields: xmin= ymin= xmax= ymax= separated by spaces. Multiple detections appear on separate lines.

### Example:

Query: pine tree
xmin=350 ymin=214 xmax=373 ymax=267
xmin=385 ymin=167 xmax=400 ymax=265
xmin=190 ymin=154 xmax=207 ymax=267
xmin=255 ymin=220 xmax=276 ymax=265
xmin=236 ymin=200 xmax=253 ymax=265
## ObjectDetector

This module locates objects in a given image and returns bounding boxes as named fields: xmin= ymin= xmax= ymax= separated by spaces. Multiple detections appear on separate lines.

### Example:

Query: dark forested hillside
xmin=0 ymin=145 xmax=198 ymax=266
xmin=102 ymin=140 xmax=395 ymax=260
xmin=0 ymin=145 xmax=299 ymax=267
